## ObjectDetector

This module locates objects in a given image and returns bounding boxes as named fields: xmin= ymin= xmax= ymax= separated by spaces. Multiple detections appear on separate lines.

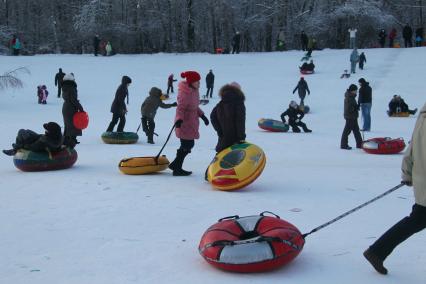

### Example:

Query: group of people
xmin=93 ymin=35 xmax=113 ymax=56
xmin=349 ymin=49 xmax=367 ymax=74
xmin=379 ymin=25 xmax=424 ymax=48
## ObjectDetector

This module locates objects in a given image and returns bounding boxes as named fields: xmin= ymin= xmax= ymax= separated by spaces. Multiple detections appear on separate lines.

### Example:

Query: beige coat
xmin=401 ymin=103 xmax=426 ymax=206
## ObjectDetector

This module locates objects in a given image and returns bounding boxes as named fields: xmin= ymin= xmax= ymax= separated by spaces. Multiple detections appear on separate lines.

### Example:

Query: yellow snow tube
xmin=207 ymin=142 xmax=266 ymax=191
xmin=118 ymin=155 xmax=169 ymax=175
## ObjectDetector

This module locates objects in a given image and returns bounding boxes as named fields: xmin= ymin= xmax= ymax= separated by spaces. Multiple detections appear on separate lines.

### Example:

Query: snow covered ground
xmin=1 ymin=47 xmax=425 ymax=284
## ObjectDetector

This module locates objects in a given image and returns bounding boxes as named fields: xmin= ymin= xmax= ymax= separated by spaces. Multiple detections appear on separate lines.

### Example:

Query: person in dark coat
xmin=359 ymin=52 xmax=367 ymax=70
xmin=205 ymin=70 xmax=215 ymax=98
xmin=389 ymin=28 xmax=397 ymax=48
xmin=3 ymin=122 xmax=63 ymax=156
xmin=300 ymin=60 xmax=315 ymax=72
xmin=281 ymin=100 xmax=312 ymax=133
xmin=62 ymin=73 xmax=84 ymax=148
xmin=358 ymin=78 xmax=372 ymax=131
xmin=340 ymin=84 xmax=363 ymax=150
xmin=54 ymin=68 xmax=65 ymax=98
xmin=402 ymin=24 xmax=413 ymax=48
xmin=293 ymin=77 xmax=310 ymax=105
xmin=106 ymin=76 xmax=132 ymax=133
xmin=387 ymin=95 xmax=417 ymax=116
xmin=210 ymin=82 xmax=246 ymax=153
xmin=378 ymin=29 xmax=387 ymax=48
xmin=167 ymin=74 xmax=177 ymax=95
xmin=141 ymin=87 xmax=177 ymax=144
xmin=415 ymin=27 xmax=424 ymax=47
xmin=232 ymin=31 xmax=241 ymax=54
xmin=93 ymin=34 xmax=100 ymax=56
xmin=301 ymin=31 xmax=308 ymax=51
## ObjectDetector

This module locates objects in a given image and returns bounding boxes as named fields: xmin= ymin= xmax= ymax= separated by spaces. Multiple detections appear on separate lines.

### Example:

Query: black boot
xmin=363 ymin=249 xmax=388 ymax=275
xmin=2 ymin=149 xmax=17 ymax=156
xmin=169 ymin=149 xmax=192 ymax=176
xmin=147 ymin=132 xmax=154 ymax=144
xmin=410 ymin=108 xmax=418 ymax=115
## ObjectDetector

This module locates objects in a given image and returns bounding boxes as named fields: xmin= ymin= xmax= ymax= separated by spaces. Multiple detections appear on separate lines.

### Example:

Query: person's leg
xmin=106 ymin=113 xmax=120 ymax=132
xmin=352 ymin=119 xmax=363 ymax=147
xmin=351 ymin=62 xmax=356 ymax=73
xmin=166 ymin=86 xmax=171 ymax=95
xmin=298 ymin=121 xmax=312 ymax=133
xmin=169 ymin=139 xmax=195 ymax=176
xmin=290 ymin=122 xmax=301 ymax=133
xmin=365 ymin=103 xmax=371 ymax=131
xmin=209 ymin=87 xmax=213 ymax=98
xmin=57 ymin=86 xmax=61 ymax=98
xmin=147 ymin=118 xmax=155 ymax=144
xmin=117 ymin=114 xmax=126 ymax=132
xmin=340 ymin=120 xmax=351 ymax=148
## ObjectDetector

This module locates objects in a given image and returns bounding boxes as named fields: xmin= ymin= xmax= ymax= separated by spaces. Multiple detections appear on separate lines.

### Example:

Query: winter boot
xmin=2 ymin=149 xmax=17 ymax=156
xmin=302 ymin=124 xmax=312 ymax=133
xmin=169 ymin=149 xmax=192 ymax=176
xmin=410 ymin=108 xmax=418 ymax=115
xmin=363 ymin=249 xmax=388 ymax=275
xmin=147 ymin=132 xmax=154 ymax=144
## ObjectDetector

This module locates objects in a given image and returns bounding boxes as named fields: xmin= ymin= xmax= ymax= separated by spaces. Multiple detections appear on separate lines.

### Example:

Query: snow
xmin=1 ymin=48 xmax=425 ymax=284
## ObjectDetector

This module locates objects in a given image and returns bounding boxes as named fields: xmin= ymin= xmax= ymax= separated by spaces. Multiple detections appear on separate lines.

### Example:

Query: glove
xmin=201 ymin=114 xmax=209 ymax=126
xmin=401 ymin=180 xmax=412 ymax=186
xmin=175 ymin=119 xmax=183 ymax=128
xmin=172 ymin=102 xmax=177 ymax=107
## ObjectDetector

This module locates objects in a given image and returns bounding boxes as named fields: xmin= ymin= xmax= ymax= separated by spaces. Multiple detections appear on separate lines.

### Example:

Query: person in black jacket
xmin=3 ymin=122 xmax=63 ymax=156
xmin=93 ymin=34 xmax=100 ymax=56
xmin=388 ymin=95 xmax=418 ymax=116
xmin=205 ymin=70 xmax=215 ymax=98
xmin=378 ymin=29 xmax=387 ymax=48
xmin=62 ymin=73 xmax=84 ymax=148
xmin=141 ymin=87 xmax=177 ymax=144
xmin=232 ymin=32 xmax=241 ymax=54
xmin=402 ymin=24 xmax=413 ymax=48
xmin=358 ymin=78 xmax=372 ymax=131
xmin=210 ymin=82 xmax=246 ymax=153
xmin=106 ymin=76 xmax=132 ymax=132
xmin=54 ymin=68 xmax=65 ymax=98
xmin=301 ymin=31 xmax=308 ymax=51
xmin=359 ymin=52 xmax=367 ymax=70
xmin=281 ymin=100 xmax=312 ymax=133
xmin=341 ymin=84 xmax=362 ymax=150
xmin=293 ymin=77 xmax=310 ymax=105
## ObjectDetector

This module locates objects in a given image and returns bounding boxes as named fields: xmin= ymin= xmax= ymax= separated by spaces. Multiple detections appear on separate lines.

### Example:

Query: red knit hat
xmin=181 ymin=71 xmax=201 ymax=85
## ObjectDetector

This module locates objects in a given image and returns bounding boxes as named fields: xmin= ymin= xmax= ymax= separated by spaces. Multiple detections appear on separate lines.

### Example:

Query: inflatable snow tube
xmin=362 ymin=137 xmax=406 ymax=154
xmin=101 ymin=131 xmax=139 ymax=144
xmin=299 ymin=105 xmax=310 ymax=114
xmin=207 ymin=142 xmax=266 ymax=191
xmin=389 ymin=112 xmax=410 ymax=117
xmin=258 ymin=118 xmax=289 ymax=132
xmin=13 ymin=148 xmax=78 ymax=172
xmin=118 ymin=155 xmax=170 ymax=175
xmin=300 ymin=70 xmax=314 ymax=75
xmin=199 ymin=212 xmax=305 ymax=273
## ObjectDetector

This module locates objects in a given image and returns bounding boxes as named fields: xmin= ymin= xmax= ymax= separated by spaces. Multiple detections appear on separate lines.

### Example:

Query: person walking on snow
xmin=359 ymin=52 xmax=367 ymax=70
xmin=340 ymin=84 xmax=363 ymax=150
xmin=232 ymin=31 xmax=241 ymax=54
xmin=167 ymin=74 xmax=177 ymax=95
xmin=364 ymin=102 xmax=426 ymax=275
xmin=55 ymin=68 xmax=65 ymax=98
xmin=358 ymin=78 xmax=372 ymax=131
xmin=106 ymin=76 xmax=132 ymax=132
xmin=350 ymin=48 xmax=359 ymax=74
xmin=292 ymin=77 xmax=310 ymax=106
xmin=168 ymin=71 xmax=209 ymax=176
xmin=348 ymin=27 xmax=357 ymax=49
xmin=402 ymin=23 xmax=413 ymax=48
xmin=205 ymin=70 xmax=215 ymax=98
xmin=281 ymin=100 xmax=312 ymax=133
xmin=140 ymin=87 xmax=177 ymax=144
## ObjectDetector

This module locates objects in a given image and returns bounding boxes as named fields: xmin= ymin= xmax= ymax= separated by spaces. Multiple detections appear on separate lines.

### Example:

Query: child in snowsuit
xmin=293 ymin=77 xmax=310 ymax=105
xmin=106 ymin=76 xmax=132 ymax=132
xmin=388 ymin=95 xmax=417 ymax=116
xmin=40 ymin=85 xmax=48 ymax=104
xmin=281 ymin=101 xmax=312 ymax=133
xmin=141 ymin=87 xmax=177 ymax=144
xmin=359 ymin=52 xmax=367 ymax=70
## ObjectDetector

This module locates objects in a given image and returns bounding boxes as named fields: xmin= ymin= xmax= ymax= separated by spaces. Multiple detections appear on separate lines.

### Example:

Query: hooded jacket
xmin=62 ymin=80 xmax=83 ymax=136
xmin=402 ymin=103 xmax=426 ymax=206
xmin=293 ymin=79 xmax=310 ymax=97
xmin=344 ymin=91 xmax=359 ymax=120
xmin=210 ymin=84 xmax=246 ymax=152
xmin=358 ymin=81 xmax=372 ymax=104
xmin=141 ymin=87 xmax=175 ymax=119
xmin=110 ymin=76 xmax=131 ymax=114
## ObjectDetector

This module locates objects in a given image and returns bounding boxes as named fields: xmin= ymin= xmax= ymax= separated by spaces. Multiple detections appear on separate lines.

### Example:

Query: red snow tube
xmin=73 ymin=111 xmax=89 ymax=130
xmin=362 ymin=137 xmax=406 ymax=154
xmin=300 ymin=70 xmax=314 ymax=75
xmin=199 ymin=212 xmax=305 ymax=273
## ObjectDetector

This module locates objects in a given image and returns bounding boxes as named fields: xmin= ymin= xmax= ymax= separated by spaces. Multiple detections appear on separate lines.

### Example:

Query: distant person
xmin=359 ymin=52 xmax=367 ymax=70
xmin=300 ymin=60 xmax=315 ymax=72
xmin=402 ymin=24 xmax=413 ymax=47
xmin=232 ymin=31 xmax=241 ymax=54
xmin=389 ymin=28 xmax=397 ymax=48
xmin=205 ymin=70 xmax=215 ymax=98
xmin=340 ymin=84 xmax=362 ymax=150
xmin=348 ymin=27 xmax=357 ymax=49
xmin=350 ymin=48 xmax=359 ymax=74
xmin=2 ymin=122 xmax=63 ymax=156
xmin=167 ymin=74 xmax=177 ymax=95
xmin=276 ymin=29 xmax=285 ymax=51
xmin=378 ymin=29 xmax=387 ymax=48
xmin=415 ymin=27 xmax=424 ymax=47
xmin=358 ymin=78 xmax=372 ymax=131
xmin=301 ymin=31 xmax=308 ymax=51
xmin=105 ymin=41 xmax=112 ymax=56
xmin=54 ymin=68 xmax=65 ymax=98
xmin=37 ymin=85 xmax=49 ymax=105
xmin=363 ymin=102 xmax=426 ymax=275
xmin=293 ymin=77 xmax=310 ymax=105
xmin=281 ymin=100 xmax=312 ymax=133
xmin=10 ymin=34 xmax=21 ymax=56
xmin=106 ymin=76 xmax=132 ymax=132
xmin=62 ymin=73 xmax=84 ymax=148
xmin=387 ymin=95 xmax=417 ymax=116
xmin=141 ymin=87 xmax=177 ymax=144
xmin=93 ymin=34 xmax=100 ymax=56
xmin=340 ymin=69 xmax=350 ymax=79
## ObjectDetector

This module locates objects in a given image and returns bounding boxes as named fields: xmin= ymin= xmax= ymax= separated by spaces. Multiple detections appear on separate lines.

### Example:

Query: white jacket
xmin=348 ymin=28 xmax=357 ymax=38
xmin=402 ymin=103 xmax=426 ymax=206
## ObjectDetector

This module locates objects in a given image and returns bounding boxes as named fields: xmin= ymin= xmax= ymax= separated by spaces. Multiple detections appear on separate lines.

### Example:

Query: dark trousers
xmin=179 ymin=139 xmax=194 ymax=152
xmin=359 ymin=61 xmax=364 ymax=70
xmin=166 ymin=85 xmax=174 ymax=94
xmin=404 ymin=38 xmax=412 ymax=47
xmin=57 ymin=85 xmax=62 ymax=98
xmin=340 ymin=118 xmax=363 ymax=148
xmin=232 ymin=44 xmax=240 ymax=54
xmin=369 ymin=204 xmax=426 ymax=260
xmin=142 ymin=116 xmax=155 ymax=137
xmin=107 ymin=113 xmax=126 ymax=132
xmin=289 ymin=121 xmax=309 ymax=133
xmin=206 ymin=87 xmax=213 ymax=98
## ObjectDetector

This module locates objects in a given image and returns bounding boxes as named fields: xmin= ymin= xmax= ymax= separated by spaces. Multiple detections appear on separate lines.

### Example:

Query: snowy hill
xmin=1 ymin=48 xmax=425 ymax=284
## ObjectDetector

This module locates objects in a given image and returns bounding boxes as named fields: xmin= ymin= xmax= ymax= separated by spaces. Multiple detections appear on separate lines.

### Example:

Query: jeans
xmin=360 ymin=103 xmax=371 ymax=131
xmin=350 ymin=62 xmax=357 ymax=73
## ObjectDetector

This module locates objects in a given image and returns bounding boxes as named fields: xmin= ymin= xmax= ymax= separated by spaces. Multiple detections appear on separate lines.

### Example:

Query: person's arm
xmin=293 ymin=85 xmax=298 ymax=93
xmin=210 ymin=106 xmax=222 ymax=135
xmin=159 ymin=100 xmax=176 ymax=109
